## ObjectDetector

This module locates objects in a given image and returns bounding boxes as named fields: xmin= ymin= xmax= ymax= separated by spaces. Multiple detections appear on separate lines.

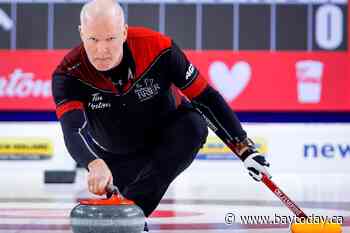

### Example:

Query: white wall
xmin=0 ymin=122 xmax=348 ymax=174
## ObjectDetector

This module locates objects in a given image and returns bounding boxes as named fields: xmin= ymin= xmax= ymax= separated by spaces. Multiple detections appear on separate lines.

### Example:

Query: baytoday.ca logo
xmin=304 ymin=143 xmax=350 ymax=158
xmin=0 ymin=69 xmax=51 ymax=98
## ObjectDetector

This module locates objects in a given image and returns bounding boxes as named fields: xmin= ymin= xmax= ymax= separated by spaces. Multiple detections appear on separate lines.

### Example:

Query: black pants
xmin=94 ymin=107 xmax=208 ymax=217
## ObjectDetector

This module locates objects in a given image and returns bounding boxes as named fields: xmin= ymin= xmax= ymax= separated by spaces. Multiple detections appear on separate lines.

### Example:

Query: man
xmin=52 ymin=0 xmax=271 ymax=231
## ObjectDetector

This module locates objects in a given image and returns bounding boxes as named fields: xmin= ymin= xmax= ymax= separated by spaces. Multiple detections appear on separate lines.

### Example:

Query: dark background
xmin=0 ymin=2 xmax=347 ymax=51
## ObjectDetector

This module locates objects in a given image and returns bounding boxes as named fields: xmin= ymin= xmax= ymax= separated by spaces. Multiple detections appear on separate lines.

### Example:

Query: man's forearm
xmin=191 ymin=85 xmax=252 ymax=158
xmin=60 ymin=110 xmax=100 ymax=168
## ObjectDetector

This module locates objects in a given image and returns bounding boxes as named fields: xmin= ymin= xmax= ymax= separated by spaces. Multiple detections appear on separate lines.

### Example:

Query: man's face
xmin=80 ymin=18 xmax=127 ymax=71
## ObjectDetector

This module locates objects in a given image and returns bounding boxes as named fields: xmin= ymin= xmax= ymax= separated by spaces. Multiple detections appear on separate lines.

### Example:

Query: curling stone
xmin=70 ymin=185 xmax=145 ymax=233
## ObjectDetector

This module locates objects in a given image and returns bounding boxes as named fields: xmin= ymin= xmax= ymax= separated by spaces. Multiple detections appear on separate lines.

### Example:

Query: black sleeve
xmin=52 ymin=74 xmax=84 ymax=106
xmin=192 ymin=85 xmax=247 ymax=146
xmin=165 ymin=41 xmax=248 ymax=156
xmin=166 ymin=41 xmax=200 ymax=91
xmin=52 ymin=74 xmax=100 ymax=168
xmin=60 ymin=110 xmax=100 ymax=169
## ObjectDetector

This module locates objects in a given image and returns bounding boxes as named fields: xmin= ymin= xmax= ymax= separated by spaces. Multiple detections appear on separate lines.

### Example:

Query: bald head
xmin=80 ymin=0 xmax=125 ymax=29
xmin=79 ymin=0 xmax=128 ymax=71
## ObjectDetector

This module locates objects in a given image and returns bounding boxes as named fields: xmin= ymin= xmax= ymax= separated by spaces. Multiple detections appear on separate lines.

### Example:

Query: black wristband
xmin=240 ymin=147 xmax=258 ymax=161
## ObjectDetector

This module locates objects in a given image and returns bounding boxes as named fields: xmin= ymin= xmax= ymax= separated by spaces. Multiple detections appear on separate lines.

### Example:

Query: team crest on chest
xmin=134 ymin=79 xmax=160 ymax=102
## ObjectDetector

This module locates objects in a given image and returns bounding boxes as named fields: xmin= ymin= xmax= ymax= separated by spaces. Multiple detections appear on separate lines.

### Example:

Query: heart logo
xmin=209 ymin=61 xmax=252 ymax=101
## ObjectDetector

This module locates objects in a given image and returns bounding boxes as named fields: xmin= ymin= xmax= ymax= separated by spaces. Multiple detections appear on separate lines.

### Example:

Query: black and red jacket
xmin=52 ymin=27 xmax=246 ymax=168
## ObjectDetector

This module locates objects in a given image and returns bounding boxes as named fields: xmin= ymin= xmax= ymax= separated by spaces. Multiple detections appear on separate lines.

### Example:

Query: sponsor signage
xmin=197 ymin=134 xmax=268 ymax=160
xmin=0 ymin=122 xmax=76 ymax=170
xmin=0 ymin=50 xmax=349 ymax=111
xmin=303 ymin=143 xmax=350 ymax=159
xmin=194 ymin=123 xmax=349 ymax=174
xmin=0 ymin=50 xmax=65 ymax=110
xmin=0 ymin=137 xmax=53 ymax=160
xmin=241 ymin=123 xmax=350 ymax=173
xmin=187 ymin=51 xmax=349 ymax=111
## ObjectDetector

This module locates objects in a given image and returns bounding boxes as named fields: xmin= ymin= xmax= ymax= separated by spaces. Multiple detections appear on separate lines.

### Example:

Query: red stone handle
xmin=78 ymin=184 xmax=135 ymax=206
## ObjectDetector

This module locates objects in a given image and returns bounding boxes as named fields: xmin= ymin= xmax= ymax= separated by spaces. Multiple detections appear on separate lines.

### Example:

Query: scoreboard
xmin=0 ymin=0 xmax=347 ymax=50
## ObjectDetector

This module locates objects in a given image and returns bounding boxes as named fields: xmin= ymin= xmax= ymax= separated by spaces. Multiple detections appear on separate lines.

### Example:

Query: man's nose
xmin=96 ymin=41 xmax=109 ymax=54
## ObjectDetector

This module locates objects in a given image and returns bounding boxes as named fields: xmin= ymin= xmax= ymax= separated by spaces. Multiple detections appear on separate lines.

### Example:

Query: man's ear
xmin=123 ymin=24 xmax=128 ymax=42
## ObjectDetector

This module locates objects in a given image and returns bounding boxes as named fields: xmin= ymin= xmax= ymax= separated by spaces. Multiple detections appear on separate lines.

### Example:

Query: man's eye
xmin=106 ymin=37 xmax=116 ymax=42
xmin=89 ymin=38 xmax=98 ymax=42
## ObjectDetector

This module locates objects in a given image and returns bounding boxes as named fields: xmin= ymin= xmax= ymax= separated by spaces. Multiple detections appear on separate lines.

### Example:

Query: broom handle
xmin=261 ymin=173 xmax=308 ymax=218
